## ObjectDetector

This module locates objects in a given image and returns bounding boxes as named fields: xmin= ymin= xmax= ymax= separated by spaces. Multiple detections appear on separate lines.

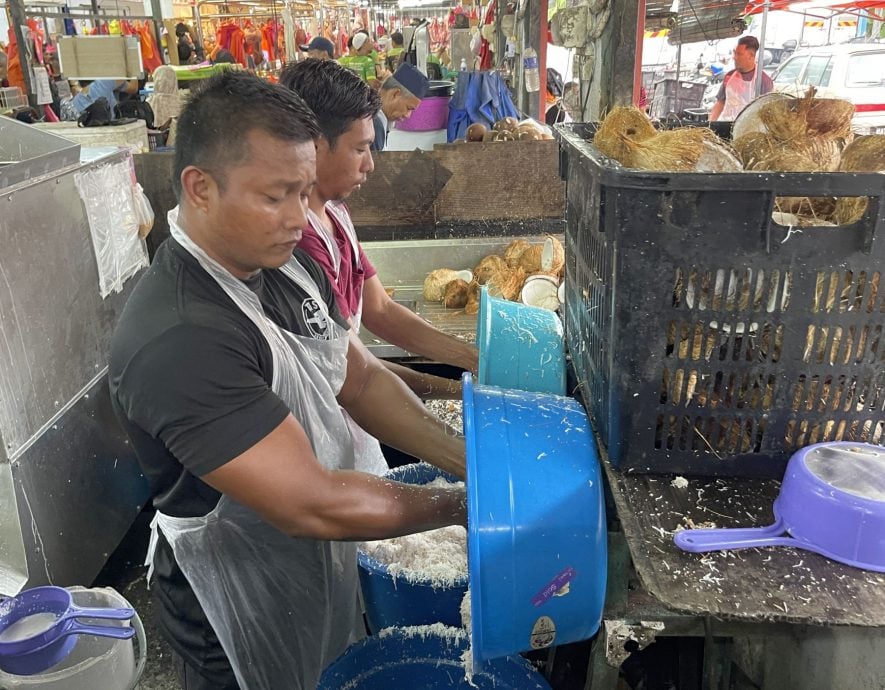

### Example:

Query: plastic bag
xmin=132 ymin=183 xmax=155 ymax=239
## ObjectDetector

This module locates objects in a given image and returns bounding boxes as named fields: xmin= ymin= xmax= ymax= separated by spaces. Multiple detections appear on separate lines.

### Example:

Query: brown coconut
xmin=759 ymin=90 xmax=815 ymax=141
xmin=826 ymin=135 xmax=885 ymax=226
xmin=733 ymin=132 xmax=779 ymax=168
xmin=486 ymin=267 xmax=526 ymax=302
xmin=517 ymin=244 xmax=544 ymax=273
xmin=593 ymin=106 xmax=657 ymax=165
xmin=423 ymin=268 xmax=460 ymax=302
xmin=503 ymin=239 xmax=532 ymax=267
xmin=493 ymin=117 xmax=519 ymax=132
xmin=473 ymin=255 xmax=508 ymax=284
xmin=465 ymin=281 xmax=481 ymax=315
xmin=621 ymin=128 xmax=715 ymax=171
xmin=774 ymin=196 xmax=836 ymax=218
xmin=443 ymin=279 xmax=471 ymax=308
xmin=805 ymin=98 xmax=855 ymax=139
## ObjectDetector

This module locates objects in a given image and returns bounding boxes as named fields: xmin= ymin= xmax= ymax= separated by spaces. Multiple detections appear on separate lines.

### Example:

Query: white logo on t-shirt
xmin=302 ymin=298 xmax=331 ymax=340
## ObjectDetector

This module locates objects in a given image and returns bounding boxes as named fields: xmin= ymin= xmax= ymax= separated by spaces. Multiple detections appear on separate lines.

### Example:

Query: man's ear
xmin=180 ymin=166 xmax=217 ymax=214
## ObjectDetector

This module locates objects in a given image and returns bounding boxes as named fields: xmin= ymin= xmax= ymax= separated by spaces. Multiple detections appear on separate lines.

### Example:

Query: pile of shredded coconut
xmin=424 ymin=399 xmax=464 ymax=434
xmin=360 ymin=477 xmax=467 ymax=586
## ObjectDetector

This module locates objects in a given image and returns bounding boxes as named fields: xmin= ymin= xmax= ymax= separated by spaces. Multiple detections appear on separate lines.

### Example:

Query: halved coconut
xmin=540 ymin=236 xmax=565 ymax=276
xmin=521 ymin=274 xmax=560 ymax=311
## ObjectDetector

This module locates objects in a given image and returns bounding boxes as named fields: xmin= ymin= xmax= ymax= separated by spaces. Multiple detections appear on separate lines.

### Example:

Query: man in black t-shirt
xmin=109 ymin=72 xmax=466 ymax=689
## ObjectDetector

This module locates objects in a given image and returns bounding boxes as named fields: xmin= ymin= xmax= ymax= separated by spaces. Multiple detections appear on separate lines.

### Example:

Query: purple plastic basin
xmin=674 ymin=442 xmax=885 ymax=571
xmin=395 ymin=96 xmax=451 ymax=132
xmin=0 ymin=586 xmax=135 ymax=675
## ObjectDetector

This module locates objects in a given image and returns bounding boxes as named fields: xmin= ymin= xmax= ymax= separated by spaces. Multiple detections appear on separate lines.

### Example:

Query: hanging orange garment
xmin=5 ymin=29 xmax=26 ymax=92
xmin=139 ymin=23 xmax=164 ymax=73
xmin=229 ymin=27 xmax=247 ymax=66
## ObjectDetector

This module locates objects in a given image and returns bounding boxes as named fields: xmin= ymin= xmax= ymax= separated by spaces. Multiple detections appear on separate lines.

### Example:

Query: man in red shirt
xmin=710 ymin=35 xmax=773 ymax=122
xmin=279 ymin=60 xmax=478 ymax=472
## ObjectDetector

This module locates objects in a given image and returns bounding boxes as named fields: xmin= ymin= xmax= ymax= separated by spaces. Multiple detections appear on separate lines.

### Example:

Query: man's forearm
xmin=383 ymin=360 xmax=461 ymax=400
xmin=343 ymin=363 xmax=465 ymax=478
xmin=709 ymin=99 xmax=725 ymax=122
xmin=363 ymin=302 xmax=478 ymax=373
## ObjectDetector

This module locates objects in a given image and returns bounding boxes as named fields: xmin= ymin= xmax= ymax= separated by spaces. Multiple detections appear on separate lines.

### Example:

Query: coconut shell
xmin=443 ymin=279 xmax=471 ymax=308
xmin=503 ymin=239 xmax=532 ymax=267
xmin=423 ymin=268 xmax=460 ymax=302
xmin=839 ymin=135 xmax=885 ymax=172
xmin=473 ymin=255 xmax=508 ymax=284
xmin=493 ymin=117 xmax=519 ymax=132
xmin=540 ymin=235 xmax=565 ymax=276
xmin=593 ymin=106 xmax=657 ymax=165
xmin=467 ymin=123 xmax=488 ymax=142
xmin=622 ymin=128 xmax=715 ymax=171
xmin=747 ymin=148 xmax=819 ymax=172
xmin=695 ymin=140 xmax=742 ymax=172
xmin=517 ymin=245 xmax=544 ymax=273
xmin=481 ymin=130 xmax=496 ymax=142
xmin=486 ymin=267 xmax=526 ymax=302
xmin=759 ymin=91 xmax=814 ymax=141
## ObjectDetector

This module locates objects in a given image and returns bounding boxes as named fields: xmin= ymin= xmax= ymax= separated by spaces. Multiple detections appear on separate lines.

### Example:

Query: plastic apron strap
xmin=144 ymin=512 xmax=161 ymax=587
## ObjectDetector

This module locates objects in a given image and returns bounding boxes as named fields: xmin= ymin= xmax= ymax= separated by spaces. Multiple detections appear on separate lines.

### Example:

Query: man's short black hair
xmin=738 ymin=36 xmax=760 ymax=53
xmin=278 ymin=59 xmax=381 ymax=148
xmin=173 ymin=70 xmax=320 ymax=198
xmin=391 ymin=31 xmax=403 ymax=46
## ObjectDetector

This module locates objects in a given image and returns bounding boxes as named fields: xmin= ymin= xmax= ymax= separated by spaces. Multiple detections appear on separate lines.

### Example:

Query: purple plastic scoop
xmin=674 ymin=442 xmax=885 ymax=572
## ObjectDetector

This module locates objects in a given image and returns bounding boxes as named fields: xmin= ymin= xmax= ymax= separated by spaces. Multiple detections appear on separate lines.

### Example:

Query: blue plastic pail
xmin=317 ymin=627 xmax=551 ymax=689
xmin=477 ymin=287 xmax=566 ymax=395
xmin=358 ymin=464 xmax=468 ymax=633
xmin=463 ymin=373 xmax=607 ymax=665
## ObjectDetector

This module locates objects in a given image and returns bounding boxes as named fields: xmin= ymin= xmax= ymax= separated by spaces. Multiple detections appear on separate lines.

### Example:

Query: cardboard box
xmin=58 ymin=36 xmax=143 ymax=79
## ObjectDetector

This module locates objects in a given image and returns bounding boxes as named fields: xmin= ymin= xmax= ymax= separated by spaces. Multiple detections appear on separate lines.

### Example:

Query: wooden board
xmin=602 ymin=450 xmax=885 ymax=627
xmin=58 ymin=36 xmax=143 ymax=79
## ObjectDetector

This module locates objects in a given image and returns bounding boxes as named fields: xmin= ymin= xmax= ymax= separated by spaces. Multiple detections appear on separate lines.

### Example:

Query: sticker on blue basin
xmin=531 ymin=566 xmax=577 ymax=608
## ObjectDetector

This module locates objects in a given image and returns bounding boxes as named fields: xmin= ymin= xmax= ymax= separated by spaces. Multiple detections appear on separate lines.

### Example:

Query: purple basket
xmin=396 ymin=96 xmax=451 ymax=132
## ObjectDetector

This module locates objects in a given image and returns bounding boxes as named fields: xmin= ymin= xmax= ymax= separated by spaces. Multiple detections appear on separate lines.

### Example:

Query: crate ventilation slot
xmin=673 ymin=268 xmax=792 ymax=313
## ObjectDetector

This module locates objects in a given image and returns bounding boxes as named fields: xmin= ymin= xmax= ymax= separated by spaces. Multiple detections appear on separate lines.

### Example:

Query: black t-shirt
xmin=109 ymin=238 xmax=348 ymax=519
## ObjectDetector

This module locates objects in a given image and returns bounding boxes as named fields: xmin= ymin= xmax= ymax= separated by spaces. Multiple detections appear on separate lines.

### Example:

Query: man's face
xmin=357 ymin=39 xmax=373 ymax=56
xmin=382 ymin=88 xmax=421 ymax=121
xmin=308 ymin=49 xmax=332 ymax=60
xmin=734 ymin=44 xmax=756 ymax=72
xmin=316 ymin=117 xmax=375 ymax=202
xmin=201 ymin=129 xmax=316 ymax=277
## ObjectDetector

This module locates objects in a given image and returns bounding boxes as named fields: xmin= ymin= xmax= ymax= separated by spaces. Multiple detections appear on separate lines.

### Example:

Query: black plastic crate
xmin=649 ymin=79 xmax=707 ymax=119
xmin=557 ymin=122 xmax=885 ymax=478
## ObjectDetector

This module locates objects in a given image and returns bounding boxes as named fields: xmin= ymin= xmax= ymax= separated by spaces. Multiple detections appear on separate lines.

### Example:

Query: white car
xmin=770 ymin=42 xmax=885 ymax=133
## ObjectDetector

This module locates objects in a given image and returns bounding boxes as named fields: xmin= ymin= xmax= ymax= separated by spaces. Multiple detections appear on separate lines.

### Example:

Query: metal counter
xmin=0 ymin=144 xmax=148 ymax=595
xmin=360 ymin=236 xmax=545 ymax=358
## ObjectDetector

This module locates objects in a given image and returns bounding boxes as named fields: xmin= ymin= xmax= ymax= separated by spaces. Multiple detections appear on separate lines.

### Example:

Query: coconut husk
xmin=805 ymin=98 xmax=855 ymax=140
xmin=517 ymin=245 xmax=544 ymax=273
xmin=465 ymin=281 xmax=481 ymax=315
xmin=443 ymin=279 xmax=471 ymax=308
xmin=733 ymin=132 xmax=780 ymax=168
xmin=831 ymin=196 xmax=868 ymax=226
xmin=486 ymin=267 xmax=526 ymax=302
xmin=622 ymin=128 xmax=716 ymax=171
xmin=423 ymin=268 xmax=460 ymax=302
xmin=839 ymin=135 xmax=885 ymax=172
xmin=747 ymin=148 xmax=819 ymax=172
xmin=503 ymin=239 xmax=532 ymax=267
xmin=540 ymin=235 xmax=565 ymax=276
xmin=759 ymin=88 xmax=816 ymax=141
xmin=473 ymin=255 xmax=508 ymax=284
xmin=593 ymin=106 xmax=657 ymax=165
xmin=774 ymin=196 xmax=836 ymax=218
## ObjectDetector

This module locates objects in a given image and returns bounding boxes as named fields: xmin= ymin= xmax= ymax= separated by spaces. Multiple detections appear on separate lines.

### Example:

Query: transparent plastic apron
xmin=721 ymin=70 xmax=757 ymax=120
xmin=146 ymin=207 xmax=363 ymax=690
xmin=308 ymin=204 xmax=389 ymax=476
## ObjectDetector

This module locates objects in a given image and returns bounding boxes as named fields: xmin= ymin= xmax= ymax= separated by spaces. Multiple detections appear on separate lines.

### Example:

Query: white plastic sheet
xmin=75 ymin=156 xmax=149 ymax=299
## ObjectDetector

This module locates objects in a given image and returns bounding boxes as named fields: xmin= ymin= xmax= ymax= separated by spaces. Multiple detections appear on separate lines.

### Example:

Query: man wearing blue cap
xmin=372 ymin=62 xmax=429 ymax=151
xmin=301 ymin=36 xmax=335 ymax=60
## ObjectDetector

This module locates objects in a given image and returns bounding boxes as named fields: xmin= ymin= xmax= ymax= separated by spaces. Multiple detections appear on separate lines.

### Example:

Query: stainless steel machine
xmin=0 ymin=119 xmax=149 ymax=595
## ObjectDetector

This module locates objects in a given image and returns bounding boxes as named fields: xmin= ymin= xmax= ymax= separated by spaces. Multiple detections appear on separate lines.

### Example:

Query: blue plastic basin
xmin=463 ymin=373 xmax=607 ymax=665
xmin=317 ymin=627 xmax=551 ymax=689
xmin=477 ymin=287 xmax=566 ymax=395
xmin=357 ymin=464 xmax=468 ymax=633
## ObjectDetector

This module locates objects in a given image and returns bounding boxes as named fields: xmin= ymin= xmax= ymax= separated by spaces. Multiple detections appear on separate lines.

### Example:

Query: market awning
xmin=744 ymin=0 xmax=885 ymax=14
xmin=667 ymin=0 xmax=749 ymax=45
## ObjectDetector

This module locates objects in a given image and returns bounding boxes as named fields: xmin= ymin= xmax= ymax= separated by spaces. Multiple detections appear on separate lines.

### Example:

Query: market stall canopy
xmin=644 ymin=1 xmax=749 ymax=45
xmin=744 ymin=0 xmax=885 ymax=14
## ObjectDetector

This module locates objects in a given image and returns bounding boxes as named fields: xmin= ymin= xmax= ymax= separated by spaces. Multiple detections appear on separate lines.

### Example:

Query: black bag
xmin=77 ymin=97 xmax=112 ymax=127
xmin=116 ymin=97 xmax=155 ymax=129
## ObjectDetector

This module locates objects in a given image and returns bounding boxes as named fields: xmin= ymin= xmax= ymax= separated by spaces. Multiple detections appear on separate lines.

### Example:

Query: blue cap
xmin=393 ymin=62 xmax=429 ymax=99
xmin=301 ymin=37 xmax=335 ymax=57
